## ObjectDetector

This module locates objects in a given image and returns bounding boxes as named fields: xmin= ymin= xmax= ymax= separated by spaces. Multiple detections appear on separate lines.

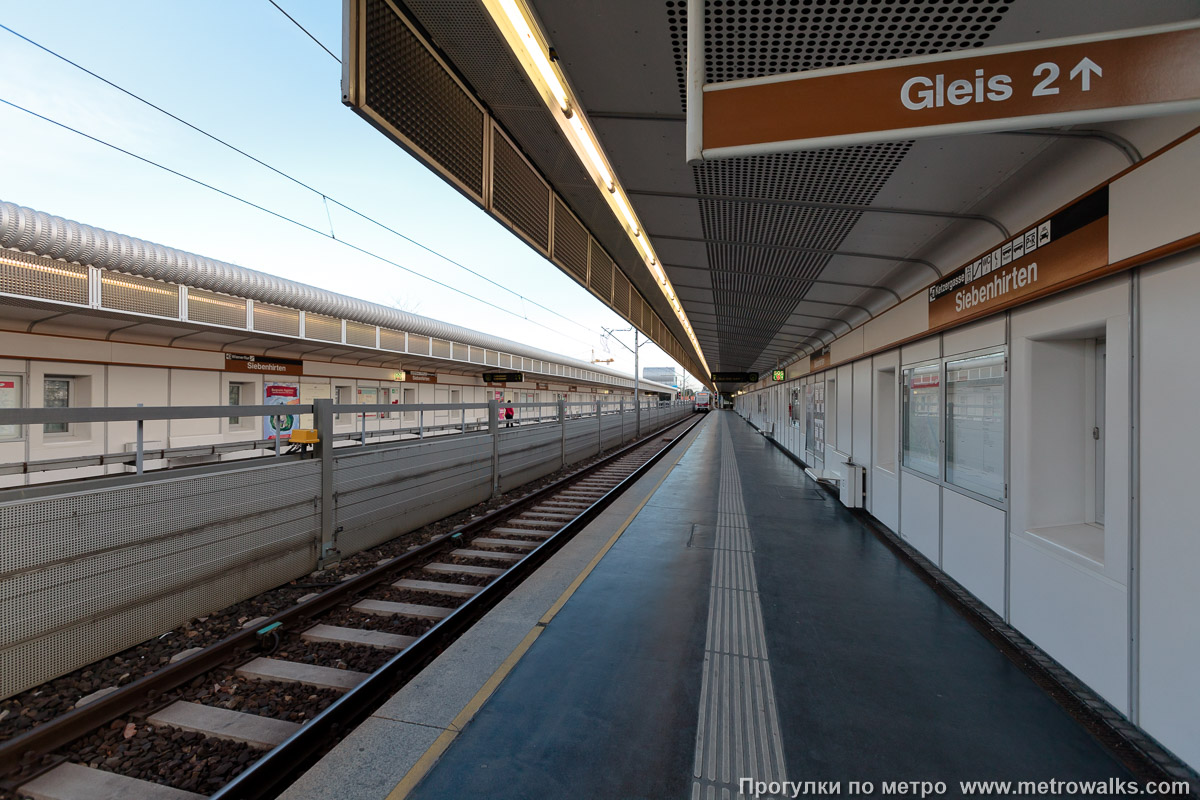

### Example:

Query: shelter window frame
xmin=901 ymin=347 xmax=1009 ymax=510
xmin=944 ymin=349 xmax=1007 ymax=502
xmin=900 ymin=360 xmax=941 ymax=480
xmin=42 ymin=376 xmax=74 ymax=436
xmin=227 ymin=381 xmax=256 ymax=431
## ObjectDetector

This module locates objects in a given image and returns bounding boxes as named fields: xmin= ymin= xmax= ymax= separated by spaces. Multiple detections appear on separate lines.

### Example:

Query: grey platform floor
xmin=287 ymin=412 xmax=1129 ymax=800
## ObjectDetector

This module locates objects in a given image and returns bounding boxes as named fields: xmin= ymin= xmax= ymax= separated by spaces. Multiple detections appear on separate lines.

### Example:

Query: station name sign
xmin=225 ymin=353 xmax=303 ymax=376
xmin=927 ymin=187 xmax=1109 ymax=327
xmin=699 ymin=21 xmax=1200 ymax=156
xmin=710 ymin=372 xmax=759 ymax=383
xmin=407 ymin=371 xmax=438 ymax=384
xmin=482 ymin=371 xmax=524 ymax=383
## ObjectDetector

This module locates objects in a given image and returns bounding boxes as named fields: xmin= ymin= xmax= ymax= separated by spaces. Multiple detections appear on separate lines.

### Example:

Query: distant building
xmin=642 ymin=367 xmax=677 ymax=385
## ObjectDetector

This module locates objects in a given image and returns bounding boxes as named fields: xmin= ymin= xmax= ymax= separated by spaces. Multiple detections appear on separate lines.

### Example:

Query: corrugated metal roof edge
xmin=0 ymin=200 xmax=674 ymax=392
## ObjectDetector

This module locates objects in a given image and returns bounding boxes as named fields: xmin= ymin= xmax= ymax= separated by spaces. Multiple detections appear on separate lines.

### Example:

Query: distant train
xmin=694 ymin=391 xmax=712 ymax=412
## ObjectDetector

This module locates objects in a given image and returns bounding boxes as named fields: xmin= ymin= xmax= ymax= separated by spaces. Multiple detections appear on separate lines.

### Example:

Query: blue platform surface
xmin=293 ymin=412 xmax=1129 ymax=800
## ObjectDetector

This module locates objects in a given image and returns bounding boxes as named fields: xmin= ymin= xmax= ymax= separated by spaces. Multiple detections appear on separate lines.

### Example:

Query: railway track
xmin=0 ymin=414 xmax=703 ymax=800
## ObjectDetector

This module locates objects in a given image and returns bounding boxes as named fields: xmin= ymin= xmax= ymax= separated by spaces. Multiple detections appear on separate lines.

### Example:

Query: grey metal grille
xmin=253 ymin=302 xmax=301 ymax=337
xmin=499 ymin=353 xmax=511 ymax=368
xmin=628 ymin=290 xmax=643 ymax=328
xmin=100 ymin=271 xmax=179 ymax=318
xmin=0 ymin=461 xmax=321 ymax=699
xmin=666 ymin=0 xmax=1015 ymax=108
xmin=693 ymin=141 xmax=911 ymax=371
xmin=364 ymin=0 xmax=485 ymax=198
xmin=380 ymin=327 xmax=405 ymax=350
xmin=187 ymin=287 xmax=246 ymax=328
xmin=552 ymin=198 xmax=588 ymax=284
xmin=306 ymin=312 xmax=343 ymax=343
xmin=432 ymin=338 xmax=452 ymax=358
xmin=406 ymin=333 xmax=430 ymax=354
xmin=453 ymin=343 xmax=469 ymax=361
xmin=347 ymin=320 xmax=377 ymax=347
xmin=588 ymin=239 xmax=613 ymax=303
xmin=486 ymin=350 xmax=498 ymax=366
xmin=613 ymin=269 xmax=631 ymax=317
xmin=492 ymin=126 xmax=550 ymax=252
xmin=0 ymin=251 xmax=88 ymax=305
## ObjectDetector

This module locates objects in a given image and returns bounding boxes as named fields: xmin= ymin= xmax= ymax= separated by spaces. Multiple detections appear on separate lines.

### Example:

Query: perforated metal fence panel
xmin=333 ymin=434 xmax=493 ymax=555
xmin=0 ymin=460 xmax=321 ymax=699
xmin=497 ymin=424 xmax=561 ymax=494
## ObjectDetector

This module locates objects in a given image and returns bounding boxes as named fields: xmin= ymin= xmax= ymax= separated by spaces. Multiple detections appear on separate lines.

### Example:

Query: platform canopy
xmin=344 ymin=0 xmax=1199 ymax=390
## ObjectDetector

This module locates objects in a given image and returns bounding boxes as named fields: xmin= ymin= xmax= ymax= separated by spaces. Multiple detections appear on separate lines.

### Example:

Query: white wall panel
xmin=785 ymin=357 xmax=809 ymax=378
xmin=1010 ymin=535 xmax=1128 ymax=712
xmin=942 ymin=316 xmax=1005 ymax=358
xmin=865 ymin=295 xmax=928 ymax=352
xmin=169 ymin=369 xmax=220 ymax=440
xmin=109 ymin=366 xmax=169 ymax=447
xmin=1137 ymin=251 xmax=1200 ymax=768
xmin=852 ymin=360 xmax=872 ymax=469
xmin=872 ymin=468 xmax=899 ymax=532
xmin=900 ymin=471 xmax=940 ymax=563
xmin=942 ymin=490 xmax=1005 ymax=614
xmin=1109 ymin=133 xmax=1200 ymax=263
xmin=836 ymin=364 xmax=853 ymax=452
xmin=831 ymin=326 xmax=864 ymax=364
xmin=901 ymin=336 xmax=939 ymax=366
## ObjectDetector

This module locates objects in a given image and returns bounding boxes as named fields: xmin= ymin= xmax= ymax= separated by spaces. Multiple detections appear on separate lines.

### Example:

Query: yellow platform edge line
xmin=385 ymin=420 xmax=705 ymax=800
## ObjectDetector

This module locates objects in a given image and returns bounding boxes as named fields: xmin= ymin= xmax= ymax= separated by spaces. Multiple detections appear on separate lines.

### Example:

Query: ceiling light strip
xmin=481 ymin=0 xmax=711 ymax=380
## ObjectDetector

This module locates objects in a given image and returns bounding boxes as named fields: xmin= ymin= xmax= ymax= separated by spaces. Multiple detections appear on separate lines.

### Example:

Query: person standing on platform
xmin=504 ymin=402 xmax=515 ymax=427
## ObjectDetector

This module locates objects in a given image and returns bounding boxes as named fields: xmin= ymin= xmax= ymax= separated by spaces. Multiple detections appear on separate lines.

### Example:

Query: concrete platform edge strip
xmin=381 ymin=421 xmax=706 ymax=800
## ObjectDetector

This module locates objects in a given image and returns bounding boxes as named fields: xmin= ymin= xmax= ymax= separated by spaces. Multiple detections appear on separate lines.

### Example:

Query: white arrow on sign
xmin=1070 ymin=57 xmax=1103 ymax=91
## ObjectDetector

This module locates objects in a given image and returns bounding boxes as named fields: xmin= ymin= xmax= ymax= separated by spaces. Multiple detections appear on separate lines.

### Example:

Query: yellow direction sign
xmin=695 ymin=21 xmax=1200 ymax=159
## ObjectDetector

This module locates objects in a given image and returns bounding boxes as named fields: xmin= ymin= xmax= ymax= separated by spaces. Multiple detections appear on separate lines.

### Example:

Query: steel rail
xmin=0 ymin=413 xmax=699 ymax=785
xmin=211 ymin=412 xmax=704 ymax=799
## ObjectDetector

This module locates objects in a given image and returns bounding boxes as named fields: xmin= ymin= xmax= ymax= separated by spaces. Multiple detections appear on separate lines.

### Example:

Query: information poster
xmin=264 ymin=382 xmax=299 ymax=440
xmin=0 ymin=378 xmax=20 ymax=439
xmin=357 ymin=386 xmax=378 ymax=419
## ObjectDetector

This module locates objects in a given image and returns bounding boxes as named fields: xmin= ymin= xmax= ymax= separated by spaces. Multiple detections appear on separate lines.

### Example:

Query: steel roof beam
xmin=632 ymin=189 xmax=1010 ymax=239
xmin=652 ymin=232 xmax=941 ymax=281
xmin=990 ymin=128 xmax=1143 ymax=165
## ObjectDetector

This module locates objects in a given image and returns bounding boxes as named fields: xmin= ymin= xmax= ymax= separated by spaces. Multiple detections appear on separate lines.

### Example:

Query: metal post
xmin=596 ymin=400 xmax=603 ymax=455
xmin=558 ymin=397 xmax=566 ymax=468
xmin=634 ymin=329 xmax=641 ymax=438
xmin=360 ymin=410 xmax=366 ymax=445
xmin=489 ymin=398 xmax=500 ymax=497
xmin=620 ymin=398 xmax=626 ymax=442
xmin=418 ymin=409 xmax=424 ymax=439
xmin=135 ymin=403 xmax=144 ymax=475
xmin=314 ymin=398 xmax=338 ymax=568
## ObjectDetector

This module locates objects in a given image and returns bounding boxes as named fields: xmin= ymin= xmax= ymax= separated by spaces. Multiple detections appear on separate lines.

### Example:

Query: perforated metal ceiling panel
xmin=378 ymin=0 xmax=1200 ymax=386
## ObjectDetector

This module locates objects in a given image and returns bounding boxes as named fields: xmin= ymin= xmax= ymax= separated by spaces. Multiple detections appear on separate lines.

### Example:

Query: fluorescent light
xmin=614 ymin=192 xmax=639 ymax=235
xmin=636 ymin=233 xmax=658 ymax=268
xmin=568 ymin=115 xmax=614 ymax=191
xmin=497 ymin=0 xmax=571 ymax=114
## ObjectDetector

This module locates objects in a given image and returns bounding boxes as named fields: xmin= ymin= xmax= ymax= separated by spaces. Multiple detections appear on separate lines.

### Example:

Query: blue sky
xmin=0 ymin=1 xmax=695 ymax=387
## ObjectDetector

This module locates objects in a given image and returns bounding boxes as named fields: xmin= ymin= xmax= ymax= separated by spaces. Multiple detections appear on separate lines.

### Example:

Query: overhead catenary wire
xmin=0 ymin=96 xmax=598 ymax=349
xmin=0 ymin=22 xmax=597 ymax=339
xmin=266 ymin=0 xmax=341 ymax=63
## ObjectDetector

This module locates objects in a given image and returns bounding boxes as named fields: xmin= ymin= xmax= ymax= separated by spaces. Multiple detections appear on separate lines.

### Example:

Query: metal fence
xmin=0 ymin=398 xmax=694 ymax=699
